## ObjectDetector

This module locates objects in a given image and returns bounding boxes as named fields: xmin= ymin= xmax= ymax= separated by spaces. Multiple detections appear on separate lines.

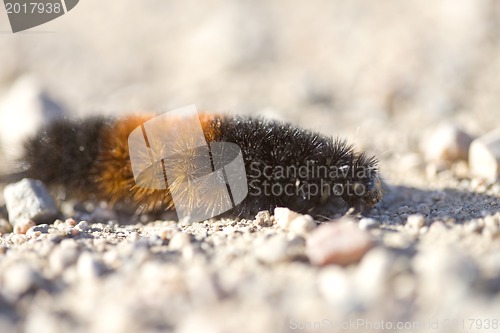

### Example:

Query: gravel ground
xmin=1 ymin=1 xmax=500 ymax=332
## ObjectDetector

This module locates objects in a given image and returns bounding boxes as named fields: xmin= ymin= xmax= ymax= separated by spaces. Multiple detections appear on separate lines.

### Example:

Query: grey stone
xmin=4 ymin=178 xmax=59 ymax=228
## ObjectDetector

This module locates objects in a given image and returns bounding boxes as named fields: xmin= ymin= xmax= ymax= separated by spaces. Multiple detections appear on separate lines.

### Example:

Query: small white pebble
xmin=274 ymin=207 xmax=300 ymax=230
xmin=169 ymin=232 xmax=191 ymax=250
xmin=406 ymin=214 xmax=426 ymax=229
xmin=128 ymin=231 xmax=141 ymax=241
xmin=222 ymin=226 xmax=235 ymax=235
xmin=419 ymin=226 xmax=429 ymax=235
xmin=469 ymin=129 xmax=500 ymax=182
xmin=255 ymin=210 xmax=272 ymax=227
xmin=53 ymin=219 xmax=64 ymax=227
xmin=289 ymin=215 xmax=316 ymax=235
xmin=358 ymin=218 xmax=380 ymax=230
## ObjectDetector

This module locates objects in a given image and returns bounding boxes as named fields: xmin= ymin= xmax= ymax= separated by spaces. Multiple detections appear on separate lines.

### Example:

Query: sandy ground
xmin=0 ymin=1 xmax=499 ymax=332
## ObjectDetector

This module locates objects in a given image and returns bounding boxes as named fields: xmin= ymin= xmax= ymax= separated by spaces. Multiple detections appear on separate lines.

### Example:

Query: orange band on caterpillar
xmin=20 ymin=113 xmax=382 ymax=218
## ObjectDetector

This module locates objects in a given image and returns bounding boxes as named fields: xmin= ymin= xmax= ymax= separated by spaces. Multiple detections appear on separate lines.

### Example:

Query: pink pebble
xmin=306 ymin=219 xmax=373 ymax=266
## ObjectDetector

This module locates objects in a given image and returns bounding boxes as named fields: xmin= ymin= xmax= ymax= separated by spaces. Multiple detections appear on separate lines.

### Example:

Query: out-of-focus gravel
xmin=1 ymin=1 xmax=500 ymax=332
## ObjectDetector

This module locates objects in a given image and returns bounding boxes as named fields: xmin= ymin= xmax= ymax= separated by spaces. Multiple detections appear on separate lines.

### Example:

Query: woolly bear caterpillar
xmin=19 ymin=113 xmax=382 ymax=218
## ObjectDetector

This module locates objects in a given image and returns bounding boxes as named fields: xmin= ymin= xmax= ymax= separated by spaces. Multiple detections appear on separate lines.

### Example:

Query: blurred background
xmin=1 ymin=0 xmax=500 ymax=159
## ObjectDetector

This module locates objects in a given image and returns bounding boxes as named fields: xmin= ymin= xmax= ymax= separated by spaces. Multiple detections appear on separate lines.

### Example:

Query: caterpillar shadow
xmin=368 ymin=184 xmax=500 ymax=224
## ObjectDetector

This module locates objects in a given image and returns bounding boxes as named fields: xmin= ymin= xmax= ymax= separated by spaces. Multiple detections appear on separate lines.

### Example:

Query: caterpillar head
xmin=348 ymin=174 xmax=382 ymax=214
xmin=339 ymin=156 xmax=383 ymax=214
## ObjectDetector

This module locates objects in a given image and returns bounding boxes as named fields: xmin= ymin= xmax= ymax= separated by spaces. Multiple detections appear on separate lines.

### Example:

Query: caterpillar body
xmin=19 ymin=113 xmax=382 ymax=219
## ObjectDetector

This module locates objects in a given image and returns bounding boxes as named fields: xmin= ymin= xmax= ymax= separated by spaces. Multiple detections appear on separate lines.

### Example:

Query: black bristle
xmin=18 ymin=113 xmax=382 ymax=219
xmin=218 ymin=116 xmax=381 ymax=217
xmin=21 ymin=116 xmax=112 ymax=194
